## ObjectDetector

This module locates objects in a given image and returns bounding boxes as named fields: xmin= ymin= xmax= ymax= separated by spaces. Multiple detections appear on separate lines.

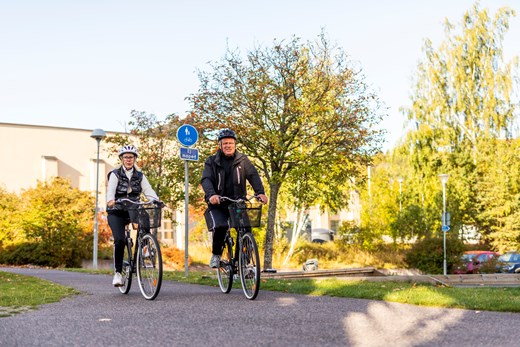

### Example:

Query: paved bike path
xmin=1 ymin=267 xmax=520 ymax=347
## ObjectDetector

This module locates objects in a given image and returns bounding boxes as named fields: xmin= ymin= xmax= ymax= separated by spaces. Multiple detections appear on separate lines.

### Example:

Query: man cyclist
xmin=106 ymin=145 xmax=160 ymax=286
xmin=201 ymin=129 xmax=268 ymax=268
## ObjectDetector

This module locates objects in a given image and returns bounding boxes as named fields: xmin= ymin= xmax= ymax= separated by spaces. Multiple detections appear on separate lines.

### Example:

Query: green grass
xmin=163 ymin=270 xmax=520 ymax=312
xmin=0 ymin=271 xmax=80 ymax=317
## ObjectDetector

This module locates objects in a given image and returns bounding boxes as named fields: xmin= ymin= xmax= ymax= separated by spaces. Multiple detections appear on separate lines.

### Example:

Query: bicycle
xmin=114 ymin=198 xmax=164 ymax=300
xmin=216 ymin=195 xmax=262 ymax=300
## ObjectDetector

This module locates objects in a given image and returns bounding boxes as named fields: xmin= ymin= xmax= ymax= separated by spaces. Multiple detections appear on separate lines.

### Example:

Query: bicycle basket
xmin=129 ymin=204 xmax=162 ymax=229
xmin=228 ymin=202 xmax=262 ymax=228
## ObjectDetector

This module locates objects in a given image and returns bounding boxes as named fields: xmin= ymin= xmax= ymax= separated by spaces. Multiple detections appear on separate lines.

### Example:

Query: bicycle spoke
xmin=137 ymin=233 xmax=162 ymax=300
xmin=239 ymin=233 xmax=260 ymax=300
xmin=217 ymin=236 xmax=234 ymax=293
xmin=118 ymin=236 xmax=133 ymax=294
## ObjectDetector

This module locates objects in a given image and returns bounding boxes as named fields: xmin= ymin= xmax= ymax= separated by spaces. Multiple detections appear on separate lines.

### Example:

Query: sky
xmin=1 ymin=0 xmax=519 ymax=151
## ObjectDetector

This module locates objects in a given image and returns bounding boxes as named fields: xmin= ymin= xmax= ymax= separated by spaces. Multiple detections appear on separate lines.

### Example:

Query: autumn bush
xmin=0 ymin=178 xmax=95 ymax=267
xmin=162 ymin=246 xmax=191 ymax=270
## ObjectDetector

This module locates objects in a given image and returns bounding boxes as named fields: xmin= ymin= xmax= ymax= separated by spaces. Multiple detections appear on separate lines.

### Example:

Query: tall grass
xmin=180 ymin=237 xmax=409 ymax=271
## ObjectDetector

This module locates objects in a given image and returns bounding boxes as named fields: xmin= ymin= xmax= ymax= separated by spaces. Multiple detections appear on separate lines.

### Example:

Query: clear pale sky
xmin=1 ymin=1 xmax=519 ymax=150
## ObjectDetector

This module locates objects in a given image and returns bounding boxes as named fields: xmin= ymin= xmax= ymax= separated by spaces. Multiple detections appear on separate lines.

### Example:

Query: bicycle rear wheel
xmin=239 ymin=232 xmax=260 ymax=300
xmin=119 ymin=236 xmax=133 ymax=294
xmin=136 ymin=233 xmax=162 ymax=300
xmin=217 ymin=235 xmax=234 ymax=293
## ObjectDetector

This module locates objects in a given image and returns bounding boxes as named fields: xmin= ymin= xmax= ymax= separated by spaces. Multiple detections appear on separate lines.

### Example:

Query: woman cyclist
xmin=106 ymin=145 xmax=160 ymax=287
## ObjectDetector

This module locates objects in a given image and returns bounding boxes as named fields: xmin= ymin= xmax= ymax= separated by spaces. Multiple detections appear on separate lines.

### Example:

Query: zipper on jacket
xmin=218 ymin=172 xmax=221 ymax=191
xmin=236 ymin=166 xmax=241 ymax=185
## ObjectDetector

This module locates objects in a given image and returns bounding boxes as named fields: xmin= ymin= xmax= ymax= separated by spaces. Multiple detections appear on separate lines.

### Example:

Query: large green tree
xmin=189 ymin=32 xmax=385 ymax=268
xmin=400 ymin=3 xmax=518 ymax=246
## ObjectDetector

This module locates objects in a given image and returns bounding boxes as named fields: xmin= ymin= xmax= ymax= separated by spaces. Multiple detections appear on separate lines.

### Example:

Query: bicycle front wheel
xmin=239 ymin=232 xmax=260 ymax=300
xmin=136 ymin=233 xmax=163 ymax=300
xmin=119 ymin=236 xmax=133 ymax=294
xmin=217 ymin=235 xmax=234 ymax=293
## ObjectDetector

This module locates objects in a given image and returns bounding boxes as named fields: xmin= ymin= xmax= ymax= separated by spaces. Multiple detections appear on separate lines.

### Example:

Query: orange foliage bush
xmin=162 ymin=246 xmax=191 ymax=270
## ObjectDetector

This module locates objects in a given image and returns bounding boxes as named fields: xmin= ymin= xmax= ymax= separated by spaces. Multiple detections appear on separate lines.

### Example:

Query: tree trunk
xmin=263 ymin=182 xmax=280 ymax=270
xmin=283 ymin=209 xmax=308 ymax=266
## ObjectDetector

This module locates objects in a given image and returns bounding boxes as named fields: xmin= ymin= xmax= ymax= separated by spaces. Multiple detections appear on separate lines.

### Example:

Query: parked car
xmin=311 ymin=228 xmax=334 ymax=243
xmin=496 ymin=251 xmax=520 ymax=273
xmin=452 ymin=251 xmax=500 ymax=274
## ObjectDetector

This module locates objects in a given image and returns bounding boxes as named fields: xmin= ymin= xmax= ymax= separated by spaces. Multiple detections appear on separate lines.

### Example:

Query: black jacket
xmin=201 ymin=150 xmax=265 ymax=203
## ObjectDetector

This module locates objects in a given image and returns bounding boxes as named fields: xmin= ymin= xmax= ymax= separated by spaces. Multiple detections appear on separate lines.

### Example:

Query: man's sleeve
xmin=245 ymin=157 xmax=265 ymax=195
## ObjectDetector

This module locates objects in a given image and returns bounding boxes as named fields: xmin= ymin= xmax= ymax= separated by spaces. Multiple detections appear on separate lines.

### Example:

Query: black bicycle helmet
xmin=217 ymin=128 xmax=237 ymax=141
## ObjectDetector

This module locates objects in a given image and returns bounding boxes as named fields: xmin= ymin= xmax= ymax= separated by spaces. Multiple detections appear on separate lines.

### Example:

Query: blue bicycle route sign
xmin=179 ymin=147 xmax=199 ymax=161
xmin=176 ymin=124 xmax=198 ymax=147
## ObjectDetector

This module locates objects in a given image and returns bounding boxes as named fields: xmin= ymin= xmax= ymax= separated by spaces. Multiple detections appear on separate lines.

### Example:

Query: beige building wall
xmin=0 ymin=122 xmax=115 ymax=197
xmin=0 ymin=122 xmax=183 ymax=248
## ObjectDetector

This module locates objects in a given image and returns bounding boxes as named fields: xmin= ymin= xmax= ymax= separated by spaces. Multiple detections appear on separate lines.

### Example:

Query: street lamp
xmin=397 ymin=178 xmax=403 ymax=212
xmin=439 ymin=173 xmax=449 ymax=276
xmin=90 ymin=128 xmax=106 ymax=269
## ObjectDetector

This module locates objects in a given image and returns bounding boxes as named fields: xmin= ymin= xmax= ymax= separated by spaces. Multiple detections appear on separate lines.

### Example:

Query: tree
xmin=0 ymin=186 xmax=22 ymax=247
xmin=189 ymin=32 xmax=385 ymax=268
xmin=400 ymin=3 xmax=519 ymax=245
xmin=18 ymin=177 xmax=94 ymax=267
xmin=106 ymin=110 xmax=211 ymax=211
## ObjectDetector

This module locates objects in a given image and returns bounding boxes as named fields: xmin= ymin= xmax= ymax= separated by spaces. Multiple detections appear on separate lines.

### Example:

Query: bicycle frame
xmin=115 ymin=198 xmax=164 ymax=300
xmin=216 ymin=195 xmax=262 ymax=300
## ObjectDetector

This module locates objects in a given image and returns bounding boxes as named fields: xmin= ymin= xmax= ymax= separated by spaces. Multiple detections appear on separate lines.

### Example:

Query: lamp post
xmin=439 ymin=174 xmax=449 ymax=276
xmin=90 ymin=128 xmax=106 ymax=269
xmin=397 ymin=178 xmax=403 ymax=212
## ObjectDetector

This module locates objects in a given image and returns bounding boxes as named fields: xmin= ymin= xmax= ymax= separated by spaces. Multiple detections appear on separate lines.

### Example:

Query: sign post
xmin=176 ymin=124 xmax=199 ymax=277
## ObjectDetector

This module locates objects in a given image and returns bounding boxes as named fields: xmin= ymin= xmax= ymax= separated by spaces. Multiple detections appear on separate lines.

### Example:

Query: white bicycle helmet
xmin=118 ymin=145 xmax=138 ymax=158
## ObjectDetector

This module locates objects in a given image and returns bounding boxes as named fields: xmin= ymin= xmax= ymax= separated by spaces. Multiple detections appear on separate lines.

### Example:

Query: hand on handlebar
xmin=256 ymin=194 xmax=268 ymax=204
xmin=209 ymin=195 xmax=221 ymax=205
xmin=153 ymin=200 xmax=165 ymax=208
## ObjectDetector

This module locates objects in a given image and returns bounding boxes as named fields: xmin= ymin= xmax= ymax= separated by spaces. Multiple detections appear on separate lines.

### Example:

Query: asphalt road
xmin=1 ymin=267 xmax=520 ymax=347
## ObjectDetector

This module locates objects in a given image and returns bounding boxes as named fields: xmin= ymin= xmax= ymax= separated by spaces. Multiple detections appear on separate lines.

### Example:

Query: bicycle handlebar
xmin=112 ymin=198 xmax=164 ymax=209
xmin=219 ymin=195 xmax=261 ymax=204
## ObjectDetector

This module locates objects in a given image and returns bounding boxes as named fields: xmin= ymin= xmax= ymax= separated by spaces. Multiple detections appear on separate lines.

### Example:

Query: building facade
xmin=0 ymin=122 xmax=184 ymax=248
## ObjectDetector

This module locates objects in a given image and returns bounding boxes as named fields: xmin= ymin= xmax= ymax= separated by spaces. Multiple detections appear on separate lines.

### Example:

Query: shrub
xmin=0 ymin=241 xmax=84 ymax=268
xmin=405 ymin=235 xmax=464 ymax=274
xmin=162 ymin=246 xmax=190 ymax=270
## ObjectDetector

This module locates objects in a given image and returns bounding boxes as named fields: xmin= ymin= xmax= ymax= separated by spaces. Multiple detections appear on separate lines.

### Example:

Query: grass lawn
xmin=0 ymin=271 xmax=79 ymax=317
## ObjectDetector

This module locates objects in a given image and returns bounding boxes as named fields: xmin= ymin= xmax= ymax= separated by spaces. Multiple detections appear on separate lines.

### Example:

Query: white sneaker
xmin=142 ymin=245 xmax=150 ymax=258
xmin=209 ymin=255 xmax=221 ymax=268
xmin=112 ymin=272 xmax=124 ymax=287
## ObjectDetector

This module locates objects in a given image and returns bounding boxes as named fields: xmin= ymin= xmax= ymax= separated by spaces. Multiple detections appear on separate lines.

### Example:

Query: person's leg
xmin=212 ymin=227 xmax=227 ymax=256
xmin=206 ymin=207 xmax=230 ymax=267
xmin=108 ymin=213 xmax=127 ymax=273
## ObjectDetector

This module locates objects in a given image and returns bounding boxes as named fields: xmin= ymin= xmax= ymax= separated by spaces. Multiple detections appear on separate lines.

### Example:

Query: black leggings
xmin=212 ymin=227 xmax=228 ymax=256
xmin=107 ymin=212 xmax=129 ymax=273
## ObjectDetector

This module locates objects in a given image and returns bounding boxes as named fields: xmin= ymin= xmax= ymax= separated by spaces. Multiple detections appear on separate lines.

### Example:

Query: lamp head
xmin=90 ymin=128 xmax=107 ymax=141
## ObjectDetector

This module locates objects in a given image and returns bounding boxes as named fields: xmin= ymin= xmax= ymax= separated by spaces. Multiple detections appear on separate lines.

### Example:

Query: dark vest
xmin=109 ymin=166 xmax=143 ymax=201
